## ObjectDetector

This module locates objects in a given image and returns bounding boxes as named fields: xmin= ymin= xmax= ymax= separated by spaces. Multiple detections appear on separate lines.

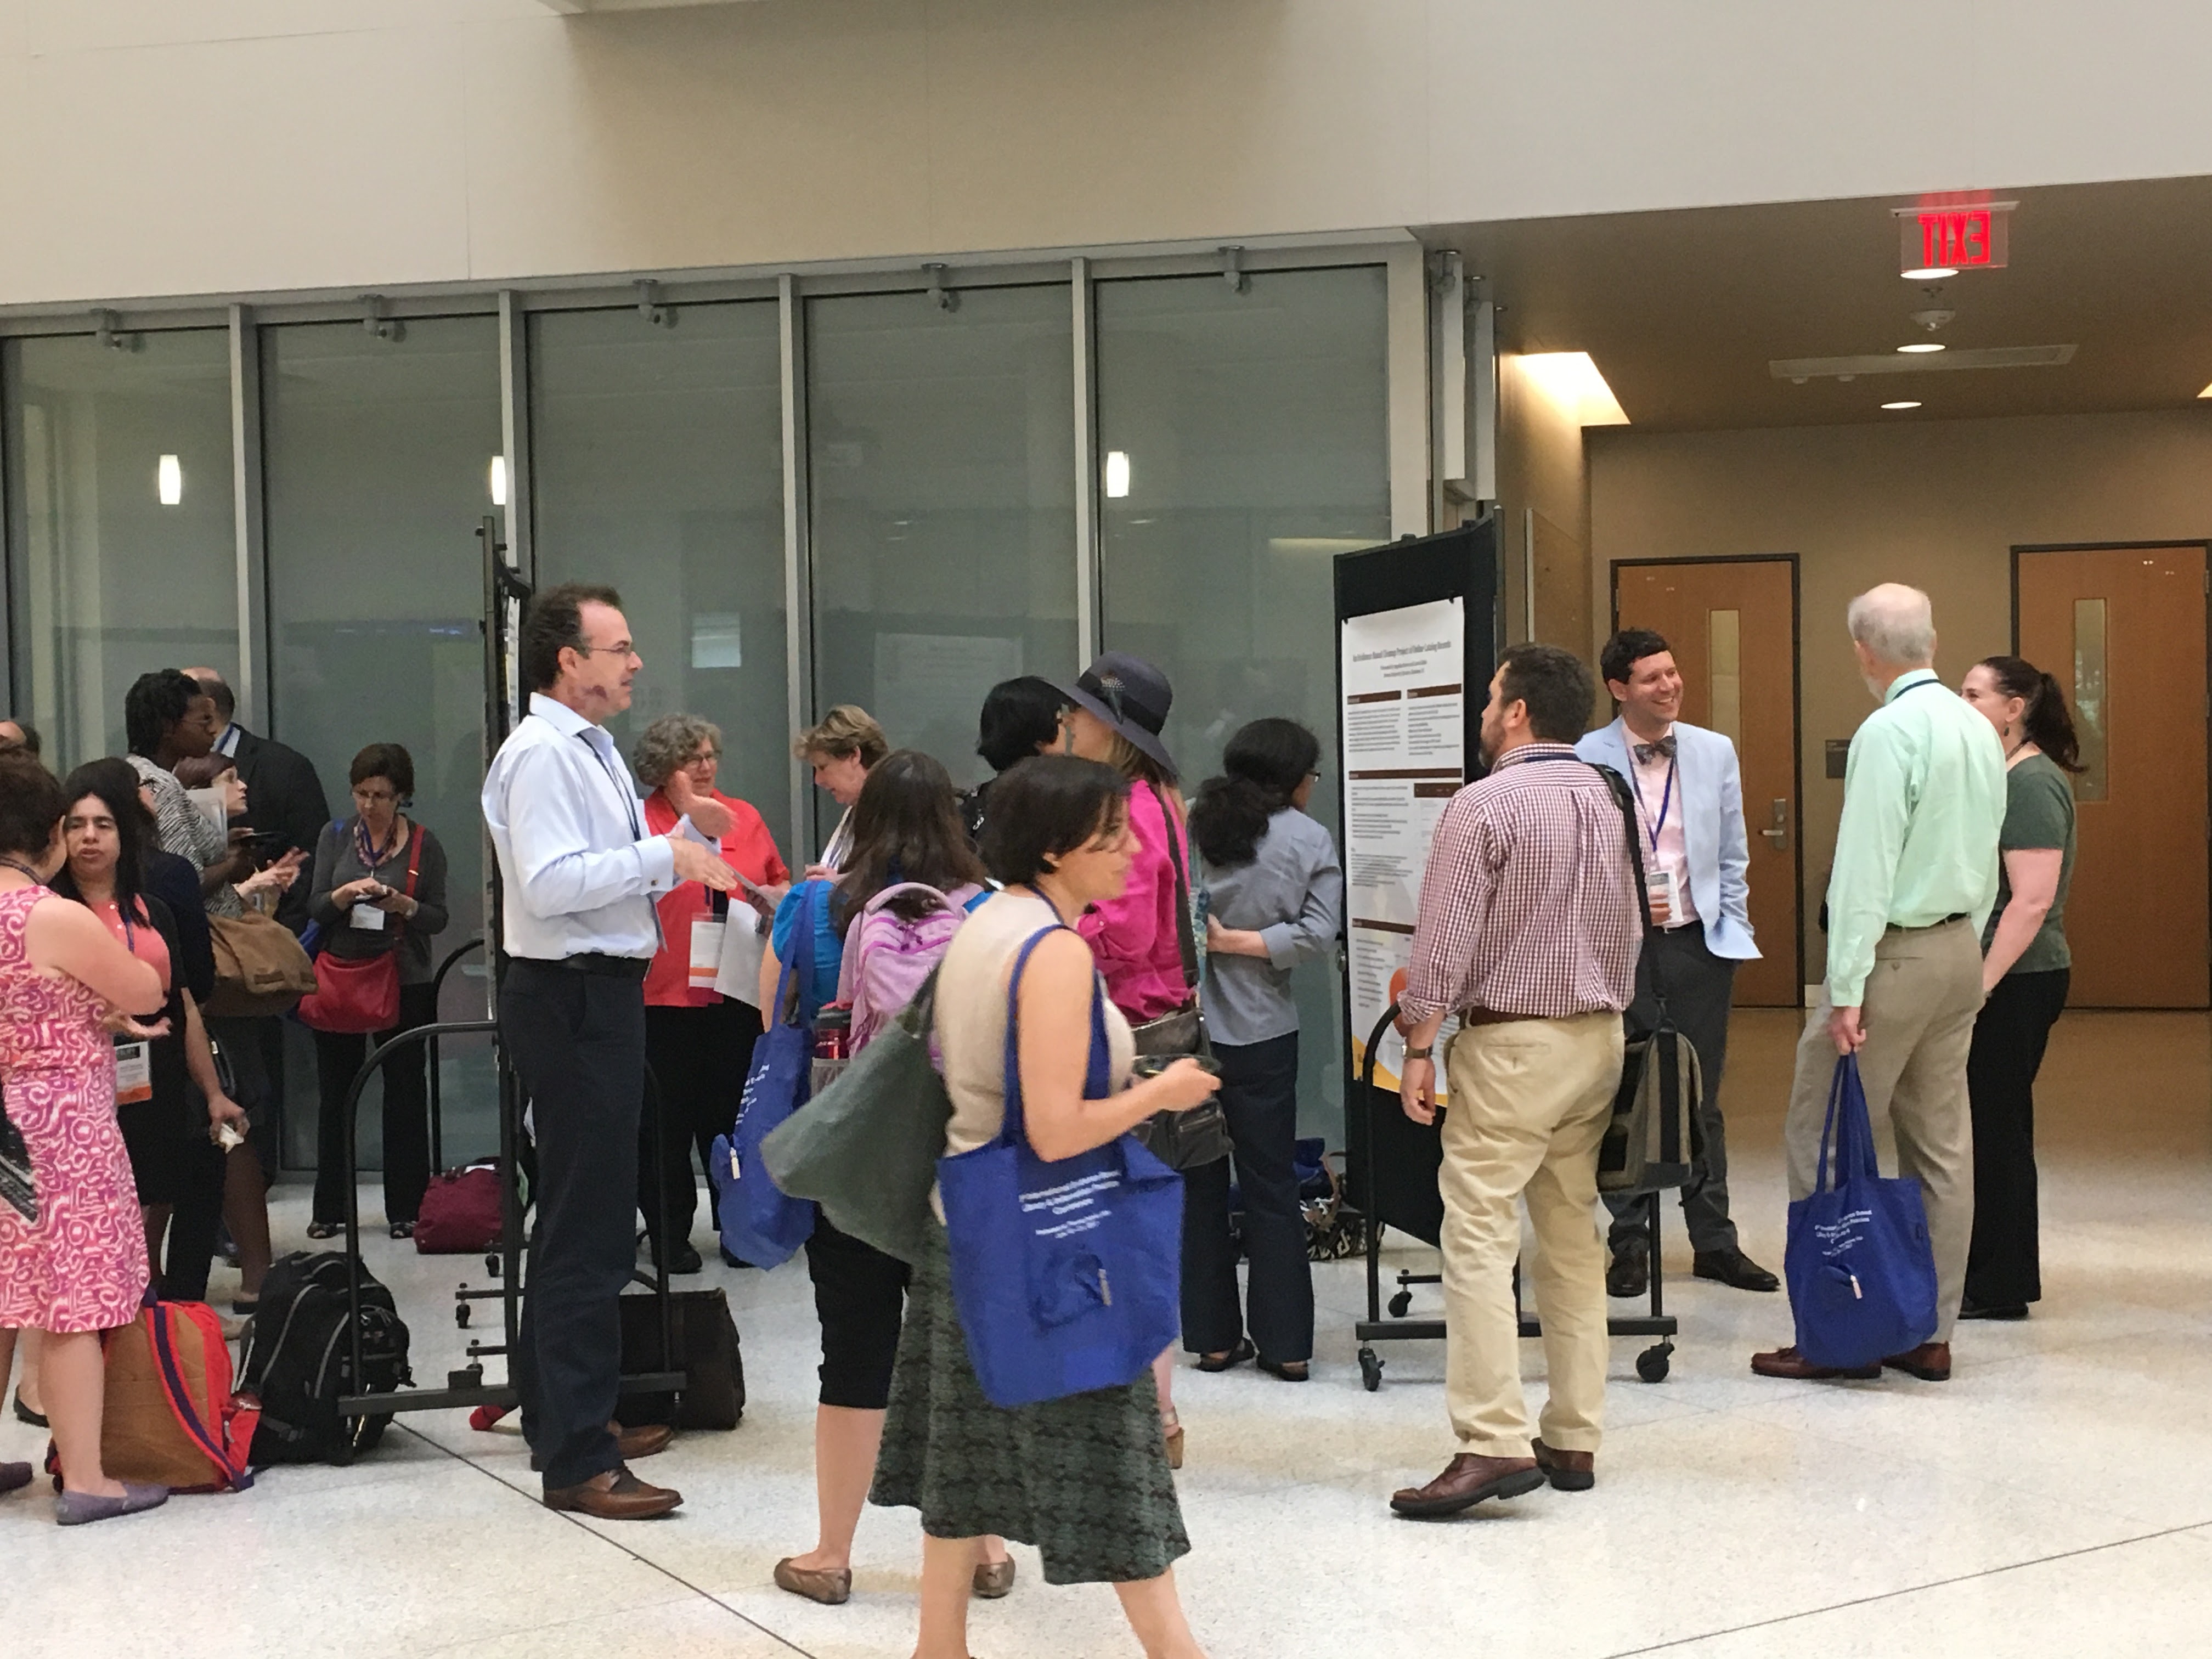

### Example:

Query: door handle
xmin=1760 ymin=798 xmax=1790 ymax=851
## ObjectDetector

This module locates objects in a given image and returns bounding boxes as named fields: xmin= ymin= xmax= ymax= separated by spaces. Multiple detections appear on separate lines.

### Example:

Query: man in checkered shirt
xmin=1389 ymin=644 xmax=1642 ymax=1520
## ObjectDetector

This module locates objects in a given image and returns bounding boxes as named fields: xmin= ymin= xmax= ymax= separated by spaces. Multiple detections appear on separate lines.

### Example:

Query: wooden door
xmin=2016 ymin=543 xmax=2209 ymax=1007
xmin=1612 ymin=557 xmax=1801 ymax=1006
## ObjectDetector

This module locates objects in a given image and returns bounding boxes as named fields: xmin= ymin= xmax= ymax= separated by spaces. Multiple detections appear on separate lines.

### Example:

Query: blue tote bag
xmin=1785 ymin=1053 xmax=1939 ymax=1369
xmin=710 ymin=886 xmax=821 ymax=1269
xmin=938 ymin=926 xmax=1184 ymax=1410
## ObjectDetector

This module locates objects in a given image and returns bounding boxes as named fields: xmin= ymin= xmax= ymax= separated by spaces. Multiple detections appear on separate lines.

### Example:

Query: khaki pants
xmin=1438 ymin=1011 xmax=1624 ymax=1458
xmin=1785 ymin=918 xmax=1981 ymax=1343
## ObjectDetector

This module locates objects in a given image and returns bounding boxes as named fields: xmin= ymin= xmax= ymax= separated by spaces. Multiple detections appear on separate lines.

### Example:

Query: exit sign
xmin=1896 ymin=201 xmax=2013 ymax=274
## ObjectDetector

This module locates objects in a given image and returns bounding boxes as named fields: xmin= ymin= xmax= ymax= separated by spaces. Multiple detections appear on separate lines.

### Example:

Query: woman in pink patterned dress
xmin=0 ymin=754 xmax=171 ymax=1523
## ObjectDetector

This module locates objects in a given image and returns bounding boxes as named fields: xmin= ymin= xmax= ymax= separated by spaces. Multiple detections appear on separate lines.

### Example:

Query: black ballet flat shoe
xmin=12 ymin=1391 xmax=47 ymax=1429
xmin=1197 ymin=1339 xmax=1255 ymax=1373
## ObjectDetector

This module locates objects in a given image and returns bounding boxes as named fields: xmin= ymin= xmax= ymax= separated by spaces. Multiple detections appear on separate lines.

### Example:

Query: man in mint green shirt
xmin=1754 ymin=584 xmax=2005 ymax=1385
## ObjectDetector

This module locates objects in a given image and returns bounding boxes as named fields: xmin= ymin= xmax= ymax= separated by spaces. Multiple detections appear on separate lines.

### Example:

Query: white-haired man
xmin=1753 ymin=584 xmax=2005 ymax=1385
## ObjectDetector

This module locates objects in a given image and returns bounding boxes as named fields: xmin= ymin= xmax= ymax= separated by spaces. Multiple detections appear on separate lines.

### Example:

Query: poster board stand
xmin=1333 ymin=521 xmax=1497 ymax=1389
xmin=1333 ymin=517 xmax=1677 ymax=1392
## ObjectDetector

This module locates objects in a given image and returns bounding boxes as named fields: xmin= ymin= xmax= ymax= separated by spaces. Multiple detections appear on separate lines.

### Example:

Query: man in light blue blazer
xmin=1577 ymin=628 xmax=1778 ymax=1296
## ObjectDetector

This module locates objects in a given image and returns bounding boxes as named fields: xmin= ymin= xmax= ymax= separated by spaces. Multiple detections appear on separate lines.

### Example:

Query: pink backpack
xmin=836 ymin=882 xmax=983 ymax=1053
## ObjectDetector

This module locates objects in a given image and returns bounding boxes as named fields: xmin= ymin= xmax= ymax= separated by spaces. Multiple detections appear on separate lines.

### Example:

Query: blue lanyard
xmin=579 ymin=733 xmax=643 ymax=840
xmin=1633 ymin=754 xmax=1676 ymax=851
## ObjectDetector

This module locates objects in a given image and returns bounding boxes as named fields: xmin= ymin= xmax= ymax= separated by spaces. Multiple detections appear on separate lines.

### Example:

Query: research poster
xmin=1339 ymin=597 xmax=1466 ymax=1095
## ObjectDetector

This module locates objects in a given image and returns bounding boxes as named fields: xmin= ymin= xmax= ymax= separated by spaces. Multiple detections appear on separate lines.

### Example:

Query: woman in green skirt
xmin=872 ymin=753 xmax=1220 ymax=1659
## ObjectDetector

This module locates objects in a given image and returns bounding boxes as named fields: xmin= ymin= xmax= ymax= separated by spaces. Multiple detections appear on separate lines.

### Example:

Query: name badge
xmin=690 ymin=919 xmax=727 ymax=991
xmin=1649 ymin=867 xmax=1680 ymax=926
xmin=115 ymin=1040 xmax=153 ymax=1105
xmin=351 ymin=902 xmax=387 ymax=932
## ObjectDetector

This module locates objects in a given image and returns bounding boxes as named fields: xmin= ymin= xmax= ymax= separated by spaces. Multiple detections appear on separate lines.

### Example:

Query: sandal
xmin=390 ymin=1221 xmax=415 ymax=1240
xmin=1196 ymin=1339 xmax=1254 ymax=1374
xmin=305 ymin=1221 xmax=340 ymax=1240
xmin=1259 ymin=1358 xmax=1310 ymax=1383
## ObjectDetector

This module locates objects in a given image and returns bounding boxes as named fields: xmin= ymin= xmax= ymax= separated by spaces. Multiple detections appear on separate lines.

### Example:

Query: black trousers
xmin=806 ymin=1214 xmax=911 ymax=1409
xmin=639 ymin=999 xmax=762 ymax=1248
xmin=161 ymin=1127 xmax=230 ymax=1303
xmin=1606 ymin=924 xmax=1740 ymax=1254
xmin=1964 ymin=967 xmax=2068 ymax=1308
xmin=312 ymin=980 xmax=439 ymax=1227
xmin=501 ymin=959 xmax=648 ymax=1492
xmin=1180 ymin=1031 xmax=1313 ymax=1364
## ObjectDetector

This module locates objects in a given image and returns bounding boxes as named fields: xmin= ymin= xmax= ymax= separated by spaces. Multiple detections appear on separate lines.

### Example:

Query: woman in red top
xmin=634 ymin=715 xmax=791 ymax=1274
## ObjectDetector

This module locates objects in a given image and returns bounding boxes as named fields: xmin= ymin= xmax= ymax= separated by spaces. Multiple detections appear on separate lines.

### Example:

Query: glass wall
xmin=1096 ymin=265 xmax=1392 ymax=1133
xmin=2 ymin=257 xmax=1401 ymax=1154
xmin=2 ymin=329 xmax=236 ymax=766
xmin=531 ymin=302 xmax=788 ymax=840
xmin=806 ymin=284 xmax=1076 ymax=850
xmin=262 ymin=315 xmax=503 ymax=1168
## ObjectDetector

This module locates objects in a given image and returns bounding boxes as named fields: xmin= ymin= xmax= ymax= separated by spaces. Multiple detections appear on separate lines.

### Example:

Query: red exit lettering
xmin=1901 ymin=201 xmax=2011 ymax=273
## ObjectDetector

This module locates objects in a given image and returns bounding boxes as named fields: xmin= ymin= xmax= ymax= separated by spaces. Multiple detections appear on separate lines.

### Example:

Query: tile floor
xmin=7 ymin=1009 xmax=2211 ymax=1657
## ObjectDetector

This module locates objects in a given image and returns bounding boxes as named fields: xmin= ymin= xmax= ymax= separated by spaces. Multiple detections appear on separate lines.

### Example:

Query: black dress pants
xmin=1606 ymin=924 xmax=1740 ymax=1254
xmin=312 ymin=980 xmax=439 ymax=1227
xmin=1964 ymin=967 xmax=2068 ymax=1308
xmin=639 ymin=998 xmax=762 ymax=1249
xmin=501 ymin=959 xmax=648 ymax=1492
xmin=1180 ymin=1031 xmax=1313 ymax=1364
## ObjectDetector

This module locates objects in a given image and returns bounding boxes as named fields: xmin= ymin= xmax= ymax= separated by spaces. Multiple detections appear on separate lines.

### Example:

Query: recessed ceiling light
xmin=1881 ymin=400 xmax=1922 ymax=411
xmin=2198 ymin=382 xmax=2212 ymax=399
xmin=1901 ymin=266 xmax=1957 ymax=280
xmin=1897 ymin=342 xmax=1945 ymax=354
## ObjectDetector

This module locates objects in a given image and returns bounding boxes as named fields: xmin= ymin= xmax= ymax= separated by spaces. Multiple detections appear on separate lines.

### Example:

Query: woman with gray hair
xmin=635 ymin=713 xmax=791 ymax=1273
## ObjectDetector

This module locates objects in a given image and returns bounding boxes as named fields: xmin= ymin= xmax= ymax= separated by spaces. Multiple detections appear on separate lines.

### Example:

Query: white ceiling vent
xmin=1770 ymin=345 xmax=2076 ymax=381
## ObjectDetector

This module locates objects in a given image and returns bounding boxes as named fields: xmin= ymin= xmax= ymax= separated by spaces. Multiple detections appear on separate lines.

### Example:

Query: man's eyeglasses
xmin=572 ymin=641 xmax=635 ymax=658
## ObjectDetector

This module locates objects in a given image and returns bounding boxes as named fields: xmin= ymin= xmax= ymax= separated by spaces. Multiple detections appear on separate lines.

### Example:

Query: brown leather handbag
xmin=205 ymin=908 xmax=319 ymax=1017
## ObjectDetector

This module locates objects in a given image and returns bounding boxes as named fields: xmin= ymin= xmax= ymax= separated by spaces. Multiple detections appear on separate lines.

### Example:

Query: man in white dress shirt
xmin=1577 ymin=629 xmax=1779 ymax=1297
xmin=483 ymin=584 xmax=737 ymax=1519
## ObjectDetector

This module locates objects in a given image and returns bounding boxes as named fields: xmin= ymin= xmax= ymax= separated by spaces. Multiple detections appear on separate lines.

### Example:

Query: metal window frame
xmin=0 ymin=234 xmax=1429 ymax=830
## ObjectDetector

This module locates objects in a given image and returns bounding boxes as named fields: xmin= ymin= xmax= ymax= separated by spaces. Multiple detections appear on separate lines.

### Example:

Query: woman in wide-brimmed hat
xmin=1052 ymin=651 xmax=1196 ymax=1469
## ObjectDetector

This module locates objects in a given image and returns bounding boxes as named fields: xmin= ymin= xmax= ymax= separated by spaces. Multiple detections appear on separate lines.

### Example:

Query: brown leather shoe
xmin=1532 ymin=1439 xmax=1595 ymax=1492
xmin=1390 ymin=1453 xmax=1545 ymax=1519
xmin=972 ymin=1555 xmax=1017 ymax=1598
xmin=1750 ymin=1345 xmax=1880 ymax=1381
xmin=617 ymin=1421 xmax=674 ymax=1460
xmin=773 ymin=1557 xmax=853 ymax=1605
xmin=1882 ymin=1341 xmax=1952 ymax=1381
xmin=532 ymin=1420 xmax=673 ymax=1471
xmin=543 ymin=1465 xmax=681 ymax=1519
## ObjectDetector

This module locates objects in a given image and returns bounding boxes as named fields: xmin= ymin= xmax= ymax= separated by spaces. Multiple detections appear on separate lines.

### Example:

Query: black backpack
xmin=239 ymin=1251 xmax=412 ymax=1465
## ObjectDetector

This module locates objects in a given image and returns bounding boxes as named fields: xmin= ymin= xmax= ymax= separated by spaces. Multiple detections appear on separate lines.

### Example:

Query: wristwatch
xmin=1403 ymin=1045 xmax=1434 ymax=1061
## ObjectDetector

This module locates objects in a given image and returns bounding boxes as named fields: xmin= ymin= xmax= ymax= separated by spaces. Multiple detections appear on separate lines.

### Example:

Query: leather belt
xmin=1889 ymin=913 xmax=1969 ymax=933
xmin=518 ymin=952 xmax=652 ymax=981
xmin=1455 ymin=1006 xmax=1535 ymax=1028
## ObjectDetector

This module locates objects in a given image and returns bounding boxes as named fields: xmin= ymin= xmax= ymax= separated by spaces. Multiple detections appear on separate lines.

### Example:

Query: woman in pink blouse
xmin=1053 ymin=651 xmax=1195 ymax=1468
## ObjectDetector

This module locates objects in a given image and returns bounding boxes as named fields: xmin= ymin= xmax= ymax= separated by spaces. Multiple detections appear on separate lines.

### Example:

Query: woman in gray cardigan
xmin=304 ymin=743 xmax=449 ymax=1239
xmin=1185 ymin=718 xmax=1343 ymax=1380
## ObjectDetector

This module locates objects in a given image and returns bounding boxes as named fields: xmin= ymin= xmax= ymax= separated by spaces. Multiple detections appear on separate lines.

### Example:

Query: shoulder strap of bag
xmin=998 ymin=923 xmax=1109 ymax=1150
xmin=1588 ymin=763 xmax=1667 ymax=1018
xmin=390 ymin=825 xmax=425 ymax=940
xmin=1153 ymin=782 xmax=1199 ymax=994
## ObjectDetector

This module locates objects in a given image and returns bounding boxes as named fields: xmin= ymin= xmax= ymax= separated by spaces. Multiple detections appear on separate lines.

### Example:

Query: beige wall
xmin=1493 ymin=351 xmax=1593 ymax=653
xmin=1587 ymin=408 xmax=2212 ymax=990
xmin=8 ymin=1 xmax=2212 ymax=305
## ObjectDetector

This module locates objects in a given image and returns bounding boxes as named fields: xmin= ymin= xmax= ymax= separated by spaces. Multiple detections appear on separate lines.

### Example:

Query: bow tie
xmin=1632 ymin=736 xmax=1677 ymax=765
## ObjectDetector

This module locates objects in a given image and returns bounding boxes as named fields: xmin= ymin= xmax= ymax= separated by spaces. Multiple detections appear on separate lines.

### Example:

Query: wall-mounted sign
xmin=1895 ymin=200 xmax=2014 ymax=275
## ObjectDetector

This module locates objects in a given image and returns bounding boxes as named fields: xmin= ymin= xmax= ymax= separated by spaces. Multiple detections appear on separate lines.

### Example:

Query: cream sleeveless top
xmin=933 ymin=889 xmax=1136 ymax=1163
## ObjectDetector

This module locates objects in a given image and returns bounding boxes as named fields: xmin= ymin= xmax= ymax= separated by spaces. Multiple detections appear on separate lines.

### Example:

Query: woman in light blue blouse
xmin=1186 ymin=719 xmax=1344 ymax=1380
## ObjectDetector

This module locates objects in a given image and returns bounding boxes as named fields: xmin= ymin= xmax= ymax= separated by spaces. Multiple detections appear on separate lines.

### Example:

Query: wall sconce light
xmin=157 ymin=454 xmax=183 ymax=506
xmin=489 ymin=456 xmax=508 ymax=507
xmin=1104 ymin=451 xmax=1131 ymax=499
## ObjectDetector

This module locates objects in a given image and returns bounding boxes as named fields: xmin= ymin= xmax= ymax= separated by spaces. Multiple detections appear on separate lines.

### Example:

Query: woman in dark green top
xmin=1958 ymin=656 xmax=2081 ymax=1320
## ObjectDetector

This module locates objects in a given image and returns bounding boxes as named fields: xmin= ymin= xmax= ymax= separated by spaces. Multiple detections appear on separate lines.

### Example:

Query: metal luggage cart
xmin=1351 ymin=1003 xmax=1678 ymax=1393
